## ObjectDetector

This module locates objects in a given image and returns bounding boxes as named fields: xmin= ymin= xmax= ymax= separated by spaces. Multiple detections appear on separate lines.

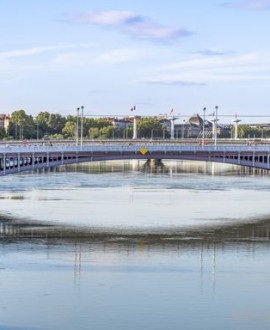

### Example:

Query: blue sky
xmin=0 ymin=0 xmax=270 ymax=121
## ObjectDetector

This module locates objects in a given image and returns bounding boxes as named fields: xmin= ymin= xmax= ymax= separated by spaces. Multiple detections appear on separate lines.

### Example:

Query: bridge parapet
xmin=0 ymin=143 xmax=269 ymax=154
xmin=1 ymin=143 xmax=270 ymax=176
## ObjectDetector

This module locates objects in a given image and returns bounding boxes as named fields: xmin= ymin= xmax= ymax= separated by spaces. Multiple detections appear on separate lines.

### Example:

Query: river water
xmin=1 ymin=160 xmax=270 ymax=330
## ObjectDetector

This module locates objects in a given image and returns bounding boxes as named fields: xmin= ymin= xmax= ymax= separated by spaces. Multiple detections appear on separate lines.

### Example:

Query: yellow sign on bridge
xmin=139 ymin=147 xmax=148 ymax=155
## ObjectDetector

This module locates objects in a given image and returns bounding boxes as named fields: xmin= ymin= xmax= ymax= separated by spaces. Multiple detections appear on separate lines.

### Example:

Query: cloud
xmin=0 ymin=44 xmax=92 ymax=61
xmin=0 ymin=45 xmax=64 ymax=61
xmin=145 ymin=80 xmax=207 ymax=87
xmin=223 ymin=0 xmax=270 ymax=10
xmin=145 ymin=52 xmax=270 ymax=84
xmin=95 ymin=48 xmax=148 ymax=64
xmin=193 ymin=49 xmax=234 ymax=56
xmin=65 ymin=10 xmax=192 ymax=41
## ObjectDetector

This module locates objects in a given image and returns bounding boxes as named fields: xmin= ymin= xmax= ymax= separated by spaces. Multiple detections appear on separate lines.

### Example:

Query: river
xmin=1 ymin=160 xmax=270 ymax=330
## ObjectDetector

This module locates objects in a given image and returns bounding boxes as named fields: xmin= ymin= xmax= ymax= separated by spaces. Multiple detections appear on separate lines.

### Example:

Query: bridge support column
xmin=3 ymin=154 xmax=6 ymax=176
xmin=32 ymin=153 xmax=35 ymax=170
xmin=170 ymin=118 xmax=175 ymax=140
xmin=268 ymin=153 xmax=270 ymax=169
xmin=223 ymin=152 xmax=226 ymax=163
xmin=238 ymin=152 xmax=241 ymax=165
xmin=18 ymin=153 xmax=21 ymax=172
xmin=61 ymin=152 xmax=64 ymax=165
xmin=47 ymin=152 xmax=49 ymax=167
xmin=252 ymin=152 xmax=255 ymax=167
xmin=132 ymin=116 xmax=138 ymax=140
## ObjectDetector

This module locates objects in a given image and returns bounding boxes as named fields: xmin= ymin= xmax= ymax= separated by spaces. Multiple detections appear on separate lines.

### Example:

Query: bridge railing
xmin=1 ymin=144 xmax=270 ymax=154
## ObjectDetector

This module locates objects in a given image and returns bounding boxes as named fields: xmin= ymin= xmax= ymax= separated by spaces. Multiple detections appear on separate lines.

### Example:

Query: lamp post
xmin=80 ymin=106 xmax=84 ymax=148
xmin=202 ymin=107 xmax=206 ymax=146
xmin=151 ymin=128 xmax=154 ymax=140
xmin=76 ymin=107 xmax=80 ymax=146
xmin=214 ymin=106 xmax=219 ymax=149
xmin=232 ymin=114 xmax=241 ymax=140
xmin=182 ymin=120 xmax=186 ymax=139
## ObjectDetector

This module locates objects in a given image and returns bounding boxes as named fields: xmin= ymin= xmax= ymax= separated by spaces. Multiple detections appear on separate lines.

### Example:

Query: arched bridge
xmin=1 ymin=143 xmax=270 ymax=176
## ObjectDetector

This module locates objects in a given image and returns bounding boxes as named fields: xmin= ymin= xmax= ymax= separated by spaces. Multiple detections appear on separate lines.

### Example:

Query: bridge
xmin=1 ymin=141 xmax=270 ymax=176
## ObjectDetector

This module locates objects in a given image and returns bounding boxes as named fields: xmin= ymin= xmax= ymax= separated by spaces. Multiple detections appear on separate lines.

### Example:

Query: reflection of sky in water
xmin=1 ymin=160 xmax=270 ymax=230
xmin=1 ymin=241 xmax=270 ymax=330
xmin=1 ymin=161 xmax=270 ymax=330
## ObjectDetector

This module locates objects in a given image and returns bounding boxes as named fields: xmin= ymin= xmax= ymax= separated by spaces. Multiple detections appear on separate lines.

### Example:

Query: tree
xmin=62 ymin=121 xmax=76 ymax=138
xmin=89 ymin=127 xmax=99 ymax=139
xmin=35 ymin=112 xmax=51 ymax=137
xmin=48 ymin=114 xmax=66 ymax=135
xmin=0 ymin=127 xmax=6 ymax=139
xmin=99 ymin=126 xmax=116 ymax=139
xmin=138 ymin=118 xmax=165 ymax=139
xmin=10 ymin=110 xmax=35 ymax=139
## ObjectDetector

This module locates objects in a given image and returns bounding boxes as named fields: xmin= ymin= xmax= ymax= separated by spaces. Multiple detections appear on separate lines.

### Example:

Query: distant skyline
xmin=0 ymin=0 xmax=270 ymax=120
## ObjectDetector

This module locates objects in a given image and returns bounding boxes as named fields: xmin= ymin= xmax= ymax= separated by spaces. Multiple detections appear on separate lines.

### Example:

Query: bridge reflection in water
xmin=2 ymin=143 xmax=270 ymax=176
xmin=1 ymin=215 xmax=270 ymax=292
xmin=1 ymin=214 xmax=270 ymax=247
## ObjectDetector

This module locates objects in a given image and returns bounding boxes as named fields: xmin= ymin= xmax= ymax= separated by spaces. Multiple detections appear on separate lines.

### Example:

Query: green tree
xmin=35 ymin=112 xmax=51 ymax=138
xmin=62 ymin=121 xmax=76 ymax=138
xmin=99 ymin=126 xmax=116 ymax=139
xmin=89 ymin=127 xmax=100 ymax=139
xmin=0 ymin=127 xmax=6 ymax=139
xmin=10 ymin=110 xmax=35 ymax=139
xmin=48 ymin=114 xmax=66 ymax=135
xmin=138 ymin=118 xmax=165 ymax=139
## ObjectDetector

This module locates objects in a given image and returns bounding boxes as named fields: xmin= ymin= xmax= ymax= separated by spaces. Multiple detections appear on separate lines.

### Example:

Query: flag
xmin=130 ymin=105 xmax=136 ymax=112
xmin=170 ymin=108 xmax=174 ymax=114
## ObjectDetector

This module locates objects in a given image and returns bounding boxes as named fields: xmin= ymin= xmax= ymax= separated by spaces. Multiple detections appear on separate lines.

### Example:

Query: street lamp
xmin=76 ymin=107 xmax=80 ymax=146
xmin=214 ymin=106 xmax=219 ymax=148
xmin=151 ymin=128 xmax=154 ymax=140
xmin=181 ymin=119 xmax=186 ymax=139
xmin=232 ymin=114 xmax=241 ymax=140
xmin=81 ymin=106 xmax=84 ymax=148
xmin=202 ymin=107 xmax=206 ymax=146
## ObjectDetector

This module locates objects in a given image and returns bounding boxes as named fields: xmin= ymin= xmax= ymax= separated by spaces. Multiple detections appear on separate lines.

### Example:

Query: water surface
xmin=1 ymin=160 xmax=270 ymax=330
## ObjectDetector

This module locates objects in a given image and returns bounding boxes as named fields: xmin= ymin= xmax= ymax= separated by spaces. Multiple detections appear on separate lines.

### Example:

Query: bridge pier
xmin=3 ymin=154 xmax=6 ymax=176
xmin=18 ymin=153 xmax=21 ymax=172
xmin=32 ymin=153 xmax=35 ymax=170
xmin=146 ymin=159 xmax=163 ymax=167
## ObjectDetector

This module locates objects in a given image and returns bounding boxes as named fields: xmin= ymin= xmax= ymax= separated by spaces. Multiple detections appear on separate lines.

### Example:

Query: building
xmin=0 ymin=114 xmax=10 ymax=133
xmin=174 ymin=114 xmax=213 ymax=138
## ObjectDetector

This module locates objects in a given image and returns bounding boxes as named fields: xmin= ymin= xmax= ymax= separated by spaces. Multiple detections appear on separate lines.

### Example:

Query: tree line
xmin=1 ymin=110 xmax=169 ymax=140
xmin=1 ymin=110 xmax=269 ymax=140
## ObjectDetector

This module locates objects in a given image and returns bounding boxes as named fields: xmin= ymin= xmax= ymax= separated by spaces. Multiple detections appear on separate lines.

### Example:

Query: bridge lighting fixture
xmin=202 ymin=107 xmax=206 ymax=146
xmin=81 ymin=106 xmax=84 ymax=148
xmin=76 ymin=107 xmax=80 ymax=146
xmin=232 ymin=114 xmax=241 ymax=140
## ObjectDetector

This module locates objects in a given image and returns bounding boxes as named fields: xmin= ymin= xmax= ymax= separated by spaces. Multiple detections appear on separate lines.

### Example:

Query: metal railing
xmin=1 ymin=143 xmax=270 ymax=154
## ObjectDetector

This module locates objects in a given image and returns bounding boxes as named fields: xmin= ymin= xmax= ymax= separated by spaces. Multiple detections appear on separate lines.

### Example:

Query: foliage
xmin=62 ymin=121 xmax=76 ymax=138
xmin=138 ymin=118 xmax=166 ymax=139
xmin=231 ymin=125 xmax=270 ymax=138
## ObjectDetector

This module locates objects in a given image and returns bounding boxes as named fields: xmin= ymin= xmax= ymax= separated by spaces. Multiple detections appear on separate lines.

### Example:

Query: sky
xmin=0 ymin=0 xmax=270 ymax=121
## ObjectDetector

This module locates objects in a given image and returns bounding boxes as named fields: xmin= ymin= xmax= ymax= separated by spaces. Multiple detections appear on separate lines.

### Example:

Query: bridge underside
xmin=1 ymin=149 xmax=270 ymax=176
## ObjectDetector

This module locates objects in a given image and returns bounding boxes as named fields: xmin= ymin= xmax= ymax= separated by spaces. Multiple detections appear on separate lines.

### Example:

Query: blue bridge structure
xmin=1 ymin=141 xmax=270 ymax=176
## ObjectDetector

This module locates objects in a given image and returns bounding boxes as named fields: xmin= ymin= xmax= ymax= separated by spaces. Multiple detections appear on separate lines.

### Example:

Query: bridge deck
xmin=1 ymin=143 xmax=270 ymax=176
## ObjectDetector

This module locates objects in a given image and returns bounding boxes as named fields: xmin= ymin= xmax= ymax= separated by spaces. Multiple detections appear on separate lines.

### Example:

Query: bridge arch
xmin=1 ymin=144 xmax=270 ymax=176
